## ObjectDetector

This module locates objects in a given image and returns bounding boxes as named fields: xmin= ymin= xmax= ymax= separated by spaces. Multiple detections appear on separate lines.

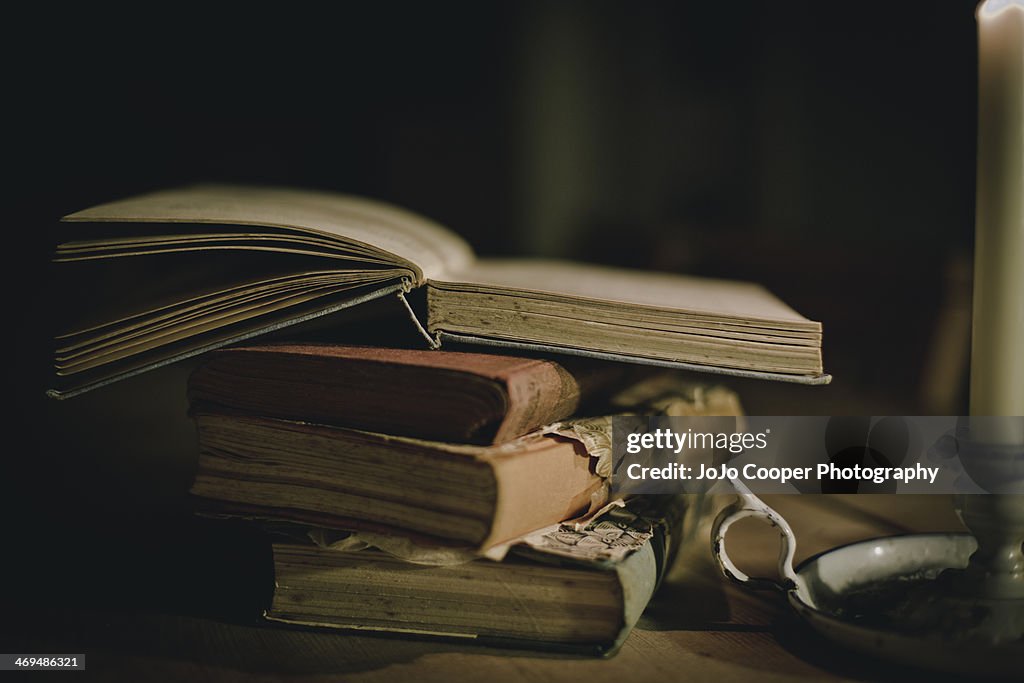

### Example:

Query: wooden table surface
xmin=4 ymin=495 xmax=969 ymax=682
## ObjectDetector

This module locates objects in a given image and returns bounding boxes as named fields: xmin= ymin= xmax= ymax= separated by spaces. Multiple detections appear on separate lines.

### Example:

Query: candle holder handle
xmin=711 ymin=493 xmax=805 ymax=595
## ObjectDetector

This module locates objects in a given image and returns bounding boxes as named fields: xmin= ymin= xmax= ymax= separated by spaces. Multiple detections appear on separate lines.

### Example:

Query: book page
xmin=439 ymin=259 xmax=818 ymax=328
xmin=64 ymin=185 xmax=475 ymax=284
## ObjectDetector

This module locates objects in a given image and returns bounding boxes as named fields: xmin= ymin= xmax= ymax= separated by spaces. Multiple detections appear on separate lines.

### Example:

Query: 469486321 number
xmin=2 ymin=655 xmax=85 ymax=670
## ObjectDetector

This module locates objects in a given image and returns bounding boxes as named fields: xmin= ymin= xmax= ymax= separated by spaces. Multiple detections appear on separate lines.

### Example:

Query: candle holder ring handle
xmin=712 ymin=493 xmax=803 ymax=593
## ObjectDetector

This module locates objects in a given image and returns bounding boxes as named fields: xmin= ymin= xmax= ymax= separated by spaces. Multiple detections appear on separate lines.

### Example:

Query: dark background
xmin=7 ymin=0 xmax=981 ymax=651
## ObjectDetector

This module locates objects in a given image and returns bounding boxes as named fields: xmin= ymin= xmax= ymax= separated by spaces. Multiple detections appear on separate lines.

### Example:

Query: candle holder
xmin=710 ymin=0 xmax=1023 ymax=673
xmin=711 ymin=425 xmax=1023 ymax=676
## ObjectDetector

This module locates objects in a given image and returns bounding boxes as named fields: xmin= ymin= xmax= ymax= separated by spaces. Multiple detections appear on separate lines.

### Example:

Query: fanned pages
xmin=50 ymin=185 xmax=829 ymax=397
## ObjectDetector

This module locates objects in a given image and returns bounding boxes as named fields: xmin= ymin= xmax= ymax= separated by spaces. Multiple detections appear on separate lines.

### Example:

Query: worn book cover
xmin=266 ymin=495 xmax=692 ymax=656
xmin=188 ymin=343 xmax=643 ymax=445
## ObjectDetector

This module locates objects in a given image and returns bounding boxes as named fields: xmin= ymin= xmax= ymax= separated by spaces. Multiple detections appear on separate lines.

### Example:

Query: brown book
xmin=188 ymin=344 xmax=635 ymax=445
xmin=191 ymin=412 xmax=603 ymax=549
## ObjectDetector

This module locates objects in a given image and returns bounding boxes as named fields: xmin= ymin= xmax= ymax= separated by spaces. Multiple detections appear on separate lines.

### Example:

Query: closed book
xmin=191 ymin=413 xmax=605 ymax=550
xmin=265 ymin=496 xmax=689 ymax=655
xmin=188 ymin=343 xmax=637 ymax=445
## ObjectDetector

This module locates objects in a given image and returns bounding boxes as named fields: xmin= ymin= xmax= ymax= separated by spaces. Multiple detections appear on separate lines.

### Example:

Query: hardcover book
xmin=51 ymin=185 xmax=828 ymax=397
xmin=265 ymin=496 xmax=689 ymax=655
xmin=187 ymin=343 xmax=643 ymax=445
xmin=191 ymin=411 xmax=608 ymax=550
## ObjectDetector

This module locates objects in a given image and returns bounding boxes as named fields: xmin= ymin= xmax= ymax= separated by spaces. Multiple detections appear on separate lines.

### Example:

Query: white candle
xmin=971 ymin=0 xmax=1024 ymax=439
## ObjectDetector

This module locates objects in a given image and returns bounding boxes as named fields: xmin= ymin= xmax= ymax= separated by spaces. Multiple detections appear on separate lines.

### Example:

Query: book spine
xmin=603 ymin=494 xmax=690 ymax=656
xmin=492 ymin=362 xmax=582 ymax=444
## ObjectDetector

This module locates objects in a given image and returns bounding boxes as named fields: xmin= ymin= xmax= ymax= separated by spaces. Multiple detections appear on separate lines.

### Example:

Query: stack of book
xmin=48 ymin=185 xmax=826 ymax=654
xmin=185 ymin=343 xmax=743 ymax=653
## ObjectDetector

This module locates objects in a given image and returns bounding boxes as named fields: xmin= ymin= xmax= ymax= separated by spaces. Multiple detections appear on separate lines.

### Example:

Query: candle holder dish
xmin=712 ymin=493 xmax=1023 ymax=677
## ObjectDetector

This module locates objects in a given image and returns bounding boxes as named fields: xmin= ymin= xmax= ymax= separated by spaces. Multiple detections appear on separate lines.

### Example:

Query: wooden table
xmin=3 ymin=495 xmax=969 ymax=682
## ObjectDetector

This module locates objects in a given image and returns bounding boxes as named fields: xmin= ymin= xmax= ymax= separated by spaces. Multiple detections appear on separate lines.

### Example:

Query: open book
xmin=50 ymin=185 xmax=828 ymax=397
